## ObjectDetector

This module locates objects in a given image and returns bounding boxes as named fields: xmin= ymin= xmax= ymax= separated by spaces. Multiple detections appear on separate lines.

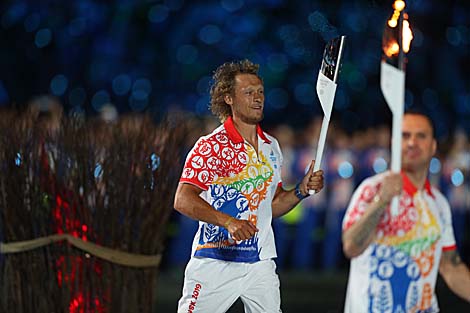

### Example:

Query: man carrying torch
xmin=341 ymin=1 xmax=470 ymax=312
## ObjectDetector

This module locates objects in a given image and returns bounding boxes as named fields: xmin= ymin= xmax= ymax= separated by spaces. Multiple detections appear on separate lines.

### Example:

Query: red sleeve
xmin=179 ymin=138 xmax=218 ymax=191
xmin=342 ymin=180 xmax=381 ymax=232
xmin=442 ymin=245 xmax=457 ymax=252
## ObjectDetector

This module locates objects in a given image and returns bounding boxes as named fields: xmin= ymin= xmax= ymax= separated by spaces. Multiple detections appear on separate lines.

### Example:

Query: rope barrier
xmin=0 ymin=234 xmax=161 ymax=268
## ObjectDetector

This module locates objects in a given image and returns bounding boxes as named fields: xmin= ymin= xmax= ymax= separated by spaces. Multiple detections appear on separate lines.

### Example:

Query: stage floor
xmin=156 ymin=268 xmax=469 ymax=312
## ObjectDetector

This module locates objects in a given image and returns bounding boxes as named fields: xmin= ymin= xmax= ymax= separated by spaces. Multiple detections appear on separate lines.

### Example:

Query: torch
xmin=380 ymin=0 xmax=413 ymax=214
xmin=309 ymin=35 xmax=346 ymax=195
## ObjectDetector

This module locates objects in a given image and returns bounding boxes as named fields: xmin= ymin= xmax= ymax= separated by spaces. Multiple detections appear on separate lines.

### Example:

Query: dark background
xmin=1 ymin=1 xmax=469 ymax=312
xmin=0 ymin=0 xmax=469 ymax=139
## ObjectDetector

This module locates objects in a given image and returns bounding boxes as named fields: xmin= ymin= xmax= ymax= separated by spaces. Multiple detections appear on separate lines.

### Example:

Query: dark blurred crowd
xmin=165 ymin=113 xmax=470 ymax=271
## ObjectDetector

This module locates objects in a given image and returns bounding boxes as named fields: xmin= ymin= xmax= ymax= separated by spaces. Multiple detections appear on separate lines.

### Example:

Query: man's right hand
xmin=174 ymin=183 xmax=259 ymax=241
xmin=225 ymin=218 xmax=259 ymax=241
xmin=342 ymin=171 xmax=403 ymax=258
xmin=377 ymin=171 xmax=403 ymax=206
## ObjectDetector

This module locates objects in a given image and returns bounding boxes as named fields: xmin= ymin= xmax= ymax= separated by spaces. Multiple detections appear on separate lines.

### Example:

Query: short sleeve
xmin=342 ymin=177 xmax=381 ymax=232
xmin=179 ymin=137 xmax=218 ymax=191
xmin=435 ymin=192 xmax=457 ymax=250
xmin=276 ymin=139 xmax=283 ymax=188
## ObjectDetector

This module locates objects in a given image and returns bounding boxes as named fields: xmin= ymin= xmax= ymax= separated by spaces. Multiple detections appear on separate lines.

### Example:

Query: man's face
xmin=401 ymin=114 xmax=436 ymax=172
xmin=225 ymin=73 xmax=264 ymax=125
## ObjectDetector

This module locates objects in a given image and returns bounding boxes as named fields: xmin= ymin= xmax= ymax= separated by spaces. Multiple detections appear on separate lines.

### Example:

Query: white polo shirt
xmin=342 ymin=172 xmax=456 ymax=313
xmin=180 ymin=116 xmax=283 ymax=263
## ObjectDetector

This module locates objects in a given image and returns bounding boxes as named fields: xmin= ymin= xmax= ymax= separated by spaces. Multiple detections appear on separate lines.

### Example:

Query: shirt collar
xmin=223 ymin=116 xmax=271 ymax=144
xmin=401 ymin=172 xmax=434 ymax=197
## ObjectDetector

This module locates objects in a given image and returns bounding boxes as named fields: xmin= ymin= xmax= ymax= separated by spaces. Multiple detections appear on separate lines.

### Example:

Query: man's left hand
xmin=301 ymin=160 xmax=324 ymax=195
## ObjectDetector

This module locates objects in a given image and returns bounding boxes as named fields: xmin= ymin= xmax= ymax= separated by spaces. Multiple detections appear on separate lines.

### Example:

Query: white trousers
xmin=177 ymin=257 xmax=282 ymax=313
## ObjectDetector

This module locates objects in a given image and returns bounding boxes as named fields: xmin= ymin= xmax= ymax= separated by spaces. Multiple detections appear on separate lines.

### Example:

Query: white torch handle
xmin=389 ymin=111 xmax=403 ymax=216
xmin=308 ymin=115 xmax=329 ymax=195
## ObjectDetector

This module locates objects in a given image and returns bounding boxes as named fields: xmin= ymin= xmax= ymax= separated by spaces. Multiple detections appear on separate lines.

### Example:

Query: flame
xmin=388 ymin=19 xmax=397 ymax=28
xmin=402 ymin=18 xmax=413 ymax=53
xmin=384 ymin=42 xmax=400 ymax=58
xmin=393 ymin=0 xmax=406 ymax=11
xmin=388 ymin=0 xmax=406 ymax=29
xmin=383 ymin=1 xmax=413 ymax=57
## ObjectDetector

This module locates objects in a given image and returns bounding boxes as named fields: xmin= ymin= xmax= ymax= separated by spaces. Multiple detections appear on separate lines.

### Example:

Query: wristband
xmin=294 ymin=183 xmax=309 ymax=200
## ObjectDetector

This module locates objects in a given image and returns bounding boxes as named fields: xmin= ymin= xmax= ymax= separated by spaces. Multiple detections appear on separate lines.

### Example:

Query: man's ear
xmin=224 ymin=94 xmax=233 ymax=105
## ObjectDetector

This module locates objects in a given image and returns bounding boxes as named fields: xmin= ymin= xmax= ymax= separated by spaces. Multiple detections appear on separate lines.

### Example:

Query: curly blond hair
xmin=209 ymin=59 xmax=261 ymax=122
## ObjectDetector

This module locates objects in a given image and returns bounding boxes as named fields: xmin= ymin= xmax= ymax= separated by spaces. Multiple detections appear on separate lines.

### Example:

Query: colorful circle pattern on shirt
xmin=181 ymin=128 xmax=275 ymax=262
xmin=342 ymin=174 xmax=454 ymax=313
